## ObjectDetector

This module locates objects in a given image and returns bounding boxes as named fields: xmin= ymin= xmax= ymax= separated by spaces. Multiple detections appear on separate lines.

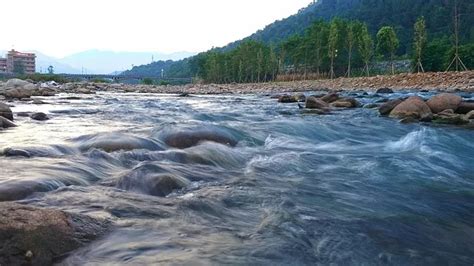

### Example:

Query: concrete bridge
xmin=0 ymin=73 xmax=192 ymax=84
xmin=59 ymin=74 xmax=192 ymax=84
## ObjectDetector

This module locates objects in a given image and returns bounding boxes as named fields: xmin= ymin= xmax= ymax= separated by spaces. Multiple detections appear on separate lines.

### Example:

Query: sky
xmin=1 ymin=0 xmax=313 ymax=58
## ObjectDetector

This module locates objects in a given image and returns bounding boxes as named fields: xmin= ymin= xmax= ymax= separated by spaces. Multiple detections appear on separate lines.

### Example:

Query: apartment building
xmin=0 ymin=50 xmax=36 ymax=74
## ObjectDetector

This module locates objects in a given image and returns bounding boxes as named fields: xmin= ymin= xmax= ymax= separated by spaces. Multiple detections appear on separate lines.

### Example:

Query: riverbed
xmin=1 ymin=91 xmax=474 ymax=264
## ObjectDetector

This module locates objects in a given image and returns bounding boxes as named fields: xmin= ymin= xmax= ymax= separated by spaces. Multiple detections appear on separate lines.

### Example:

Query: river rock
xmin=432 ymin=109 xmax=469 ymax=125
xmin=2 ymin=79 xmax=36 ymax=99
xmin=305 ymin=96 xmax=329 ymax=109
xmin=465 ymin=110 xmax=474 ymax=120
xmin=376 ymin=88 xmax=394 ymax=94
xmin=456 ymin=102 xmax=474 ymax=114
xmin=0 ymin=102 xmax=13 ymax=121
xmin=0 ymin=117 xmax=16 ymax=128
xmin=30 ymin=112 xmax=50 ymax=121
xmin=0 ymin=202 xmax=111 ymax=265
xmin=278 ymin=95 xmax=297 ymax=103
xmin=3 ymin=148 xmax=31 ymax=157
xmin=161 ymin=127 xmax=238 ymax=149
xmin=321 ymin=93 xmax=339 ymax=103
xmin=77 ymin=133 xmax=162 ymax=152
xmin=389 ymin=96 xmax=432 ymax=120
xmin=117 ymin=173 xmax=190 ymax=197
xmin=426 ymin=93 xmax=462 ymax=114
xmin=379 ymin=99 xmax=403 ymax=116
xmin=363 ymin=103 xmax=379 ymax=109
xmin=295 ymin=93 xmax=306 ymax=102
xmin=330 ymin=97 xmax=360 ymax=108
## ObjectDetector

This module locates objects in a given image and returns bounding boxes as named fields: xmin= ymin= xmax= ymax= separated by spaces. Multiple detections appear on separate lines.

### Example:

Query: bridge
xmin=0 ymin=73 xmax=193 ymax=84
xmin=58 ymin=74 xmax=192 ymax=84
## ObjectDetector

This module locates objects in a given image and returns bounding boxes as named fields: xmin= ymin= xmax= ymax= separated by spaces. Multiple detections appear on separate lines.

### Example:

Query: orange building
xmin=1 ymin=50 xmax=36 ymax=74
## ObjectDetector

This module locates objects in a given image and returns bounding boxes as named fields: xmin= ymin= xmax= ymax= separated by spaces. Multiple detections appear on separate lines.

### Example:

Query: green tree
xmin=13 ymin=61 xmax=25 ymax=75
xmin=328 ymin=20 xmax=340 ymax=79
xmin=376 ymin=26 xmax=399 ymax=74
xmin=358 ymin=23 xmax=373 ymax=76
xmin=413 ymin=16 xmax=427 ymax=72
xmin=47 ymin=65 xmax=54 ymax=74
xmin=345 ymin=21 xmax=356 ymax=77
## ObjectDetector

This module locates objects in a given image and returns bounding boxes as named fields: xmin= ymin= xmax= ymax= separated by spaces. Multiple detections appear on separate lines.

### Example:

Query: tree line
xmin=188 ymin=16 xmax=472 ymax=84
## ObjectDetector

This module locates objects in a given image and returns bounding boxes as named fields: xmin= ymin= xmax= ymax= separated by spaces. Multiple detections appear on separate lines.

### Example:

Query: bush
xmin=158 ymin=80 xmax=170 ymax=86
xmin=142 ymin=78 xmax=154 ymax=85
xmin=19 ymin=74 xmax=70 ymax=83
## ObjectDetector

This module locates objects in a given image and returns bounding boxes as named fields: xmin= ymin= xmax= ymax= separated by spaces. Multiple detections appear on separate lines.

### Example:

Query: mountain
xmin=33 ymin=51 xmax=82 ymax=74
xmin=60 ymin=50 xmax=196 ymax=74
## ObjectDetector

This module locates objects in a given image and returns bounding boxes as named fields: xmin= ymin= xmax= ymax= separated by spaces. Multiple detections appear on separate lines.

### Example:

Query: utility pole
xmin=446 ymin=0 xmax=467 ymax=72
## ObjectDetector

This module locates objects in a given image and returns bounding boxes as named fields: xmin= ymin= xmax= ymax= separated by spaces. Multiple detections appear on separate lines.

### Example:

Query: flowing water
xmin=1 ymin=91 xmax=474 ymax=265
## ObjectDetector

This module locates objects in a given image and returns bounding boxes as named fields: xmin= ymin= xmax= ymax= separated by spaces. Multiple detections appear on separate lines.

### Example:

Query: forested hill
xmin=225 ymin=0 xmax=474 ymax=54
xmin=122 ymin=0 xmax=474 ymax=78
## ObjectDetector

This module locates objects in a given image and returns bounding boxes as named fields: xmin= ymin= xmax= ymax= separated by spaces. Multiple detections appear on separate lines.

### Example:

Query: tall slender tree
xmin=358 ymin=24 xmax=373 ymax=77
xmin=377 ymin=26 xmax=399 ymax=74
xmin=345 ymin=21 xmax=355 ymax=77
xmin=328 ymin=20 xmax=339 ymax=79
xmin=413 ymin=16 xmax=427 ymax=73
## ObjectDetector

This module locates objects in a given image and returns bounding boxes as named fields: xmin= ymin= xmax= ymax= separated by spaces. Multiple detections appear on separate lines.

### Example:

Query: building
xmin=0 ymin=50 xmax=36 ymax=74
xmin=0 ymin=58 xmax=7 ymax=73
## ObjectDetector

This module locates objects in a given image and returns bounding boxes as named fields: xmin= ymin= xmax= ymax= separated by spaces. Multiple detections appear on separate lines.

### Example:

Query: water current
xmin=1 ymin=91 xmax=474 ymax=265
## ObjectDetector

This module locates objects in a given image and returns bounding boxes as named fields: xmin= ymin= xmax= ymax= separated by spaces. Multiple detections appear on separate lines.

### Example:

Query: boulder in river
xmin=432 ymin=109 xmax=469 ymax=125
xmin=0 ymin=116 xmax=16 ymax=129
xmin=305 ymin=96 xmax=329 ymax=109
xmin=330 ymin=97 xmax=360 ymax=108
xmin=161 ymin=127 xmax=238 ymax=149
xmin=278 ymin=95 xmax=297 ymax=103
xmin=426 ymin=93 xmax=462 ymax=114
xmin=456 ymin=102 xmax=474 ymax=114
xmin=3 ymin=148 xmax=31 ymax=157
xmin=30 ymin=112 xmax=50 ymax=121
xmin=321 ymin=93 xmax=339 ymax=103
xmin=379 ymin=99 xmax=403 ymax=116
xmin=0 ymin=202 xmax=111 ymax=265
xmin=376 ymin=88 xmax=394 ymax=94
xmin=118 ymin=173 xmax=190 ymax=197
xmin=0 ymin=102 xmax=13 ymax=121
xmin=389 ymin=96 xmax=432 ymax=121
xmin=2 ymin=79 xmax=36 ymax=99
xmin=465 ymin=110 xmax=474 ymax=120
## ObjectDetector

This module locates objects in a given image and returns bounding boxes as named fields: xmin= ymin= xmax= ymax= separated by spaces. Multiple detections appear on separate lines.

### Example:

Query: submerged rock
xmin=116 ymin=163 xmax=190 ymax=197
xmin=432 ymin=109 xmax=469 ymax=125
xmin=456 ymin=102 xmax=474 ymax=114
xmin=161 ymin=127 xmax=238 ymax=149
xmin=389 ymin=96 xmax=432 ymax=121
xmin=379 ymin=99 xmax=403 ymax=116
xmin=0 ymin=117 xmax=16 ymax=129
xmin=426 ymin=93 xmax=462 ymax=114
xmin=0 ymin=202 xmax=110 ymax=265
xmin=376 ymin=88 xmax=394 ymax=94
xmin=0 ymin=102 xmax=13 ymax=121
xmin=330 ymin=97 xmax=360 ymax=108
xmin=305 ymin=96 xmax=329 ymax=109
xmin=321 ymin=93 xmax=339 ymax=103
xmin=118 ymin=173 xmax=190 ymax=197
xmin=465 ymin=110 xmax=474 ymax=120
xmin=77 ymin=133 xmax=162 ymax=152
xmin=3 ymin=148 xmax=31 ymax=157
xmin=30 ymin=112 xmax=50 ymax=121
xmin=278 ymin=95 xmax=297 ymax=103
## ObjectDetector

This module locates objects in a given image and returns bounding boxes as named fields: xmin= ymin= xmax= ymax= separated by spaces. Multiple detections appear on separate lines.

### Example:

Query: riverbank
xmin=1 ymin=71 xmax=473 ymax=98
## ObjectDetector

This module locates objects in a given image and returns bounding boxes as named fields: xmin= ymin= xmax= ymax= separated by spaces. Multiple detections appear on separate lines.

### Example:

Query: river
xmin=1 ymin=91 xmax=474 ymax=265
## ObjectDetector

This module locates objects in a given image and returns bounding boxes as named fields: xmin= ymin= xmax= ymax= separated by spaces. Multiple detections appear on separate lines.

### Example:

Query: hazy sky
xmin=1 ymin=0 xmax=312 ymax=58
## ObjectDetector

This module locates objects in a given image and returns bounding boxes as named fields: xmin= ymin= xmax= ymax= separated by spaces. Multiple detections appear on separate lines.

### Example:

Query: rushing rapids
xmin=1 ymin=91 xmax=474 ymax=264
